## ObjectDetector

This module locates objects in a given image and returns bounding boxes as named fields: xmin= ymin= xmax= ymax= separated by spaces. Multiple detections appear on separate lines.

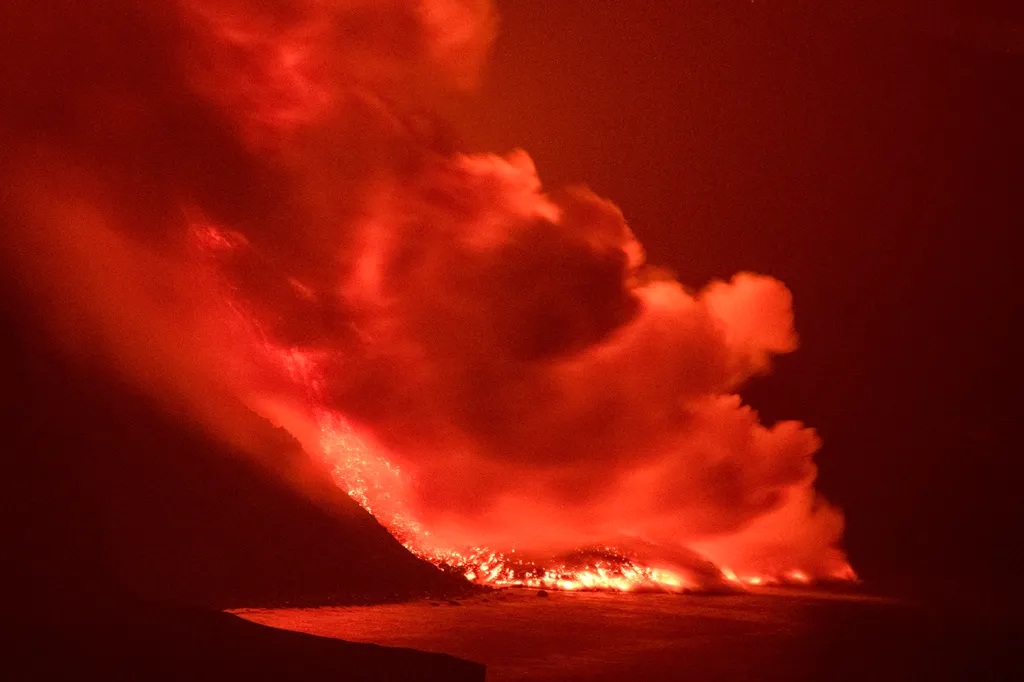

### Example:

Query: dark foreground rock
xmin=12 ymin=601 xmax=484 ymax=681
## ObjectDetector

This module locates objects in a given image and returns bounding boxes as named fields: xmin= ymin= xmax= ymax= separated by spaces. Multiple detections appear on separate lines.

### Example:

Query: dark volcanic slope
xmin=0 ymin=0 xmax=471 ymax=612
xmin=0 ymin=290 xmax=469 ymax=611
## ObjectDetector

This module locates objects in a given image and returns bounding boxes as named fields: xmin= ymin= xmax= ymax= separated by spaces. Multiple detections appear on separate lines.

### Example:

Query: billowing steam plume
xmin=0 ymin=0 xmax=851 ymax=589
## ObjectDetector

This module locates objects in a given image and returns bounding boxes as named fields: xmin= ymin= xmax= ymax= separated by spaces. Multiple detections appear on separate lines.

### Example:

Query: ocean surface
xmin=231 ymin=587 xmax=1006 ymax=681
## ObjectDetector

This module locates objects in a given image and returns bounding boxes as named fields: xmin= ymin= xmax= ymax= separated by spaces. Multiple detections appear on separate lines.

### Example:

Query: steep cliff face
xmin=0 ymin=288 xmax=470 ymax=611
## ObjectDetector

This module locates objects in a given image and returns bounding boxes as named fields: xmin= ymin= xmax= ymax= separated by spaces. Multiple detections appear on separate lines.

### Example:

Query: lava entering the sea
xmin=2 ymin=0 xmax=856 ymax=594
xmin=193 ymin=213 xmax=854 ymax=592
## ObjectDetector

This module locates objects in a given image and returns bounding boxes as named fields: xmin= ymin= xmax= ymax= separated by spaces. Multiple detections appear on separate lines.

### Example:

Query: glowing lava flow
xmin=309 ymin=404 xmax=688 ymax=591
xmin=318 ymin=406 xmax=845 ymax=592
xmin=198 ymin=225 xmax=856 ymax=594
xmin=278 ymin=346 xmax=850 ymax=593
xmin=272 ymin=346 xmax=696 ymax=592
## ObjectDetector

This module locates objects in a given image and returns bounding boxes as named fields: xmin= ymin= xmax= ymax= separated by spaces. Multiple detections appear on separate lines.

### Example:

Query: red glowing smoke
xmin=0 ymin=0 xmax=851 ymax=588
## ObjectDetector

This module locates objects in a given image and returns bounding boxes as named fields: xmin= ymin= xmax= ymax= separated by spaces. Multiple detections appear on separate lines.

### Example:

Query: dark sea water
xmin=231 ymin=587 xmax=1012 ymax=681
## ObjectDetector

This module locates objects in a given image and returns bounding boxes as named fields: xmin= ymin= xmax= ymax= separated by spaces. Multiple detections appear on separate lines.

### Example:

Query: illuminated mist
xmin=1 ymin=0 xmax=852 ymax=591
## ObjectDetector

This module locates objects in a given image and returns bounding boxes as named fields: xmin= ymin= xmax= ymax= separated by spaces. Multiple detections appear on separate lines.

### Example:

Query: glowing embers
xmin=441 ymin=547 xmax=695 ymax=593
xmin=308 ymin=406 xmax=840 ymax=594
xmin=296 ymin=386 xmax=846 ymax=593
xmin=315 ymin=409 xmax=428 ymax=546
xmin=310 ymin=407 xmax=695 ymax=592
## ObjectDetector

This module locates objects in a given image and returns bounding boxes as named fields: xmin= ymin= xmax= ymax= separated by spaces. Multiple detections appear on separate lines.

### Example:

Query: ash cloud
xmin=0 ymin=0 xmax=848 ymax=577
xmin=311 ymin=152 xmax=841 ymax=572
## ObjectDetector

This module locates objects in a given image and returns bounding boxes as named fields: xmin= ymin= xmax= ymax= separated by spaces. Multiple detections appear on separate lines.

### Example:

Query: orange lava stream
xmin=231 ymin=264 xmax=856 ymax=594
xmin=311 ymin=400 xmax=849 ymax=593
xmin=312 ymin=406 xmax=697 ymax=591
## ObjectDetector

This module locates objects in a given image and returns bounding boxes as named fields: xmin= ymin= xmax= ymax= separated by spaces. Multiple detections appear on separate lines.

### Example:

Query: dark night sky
xmin=456 ymin=0 xmax=1022 ymax=587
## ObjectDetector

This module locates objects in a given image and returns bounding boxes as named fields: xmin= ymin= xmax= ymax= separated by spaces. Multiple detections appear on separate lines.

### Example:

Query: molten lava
xmin=211 ymin=258 xmax=854 ymax=592
xmin=315 ymin=388 xmax=852 ymax=592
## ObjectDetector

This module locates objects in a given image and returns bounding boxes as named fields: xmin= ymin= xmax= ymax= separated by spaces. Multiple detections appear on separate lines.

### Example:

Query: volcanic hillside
xmin=0 ymin=285 xmax=470 ymax=612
